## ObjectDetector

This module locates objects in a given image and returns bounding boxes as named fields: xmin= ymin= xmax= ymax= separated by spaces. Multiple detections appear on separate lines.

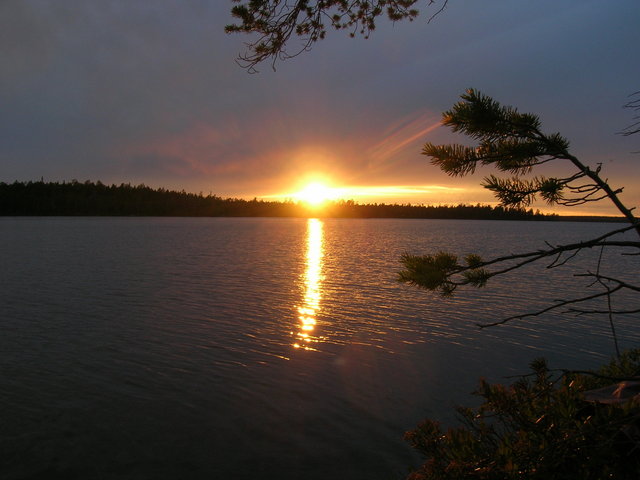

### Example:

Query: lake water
xmin=1 ymin=217 xmax=638 ymax=479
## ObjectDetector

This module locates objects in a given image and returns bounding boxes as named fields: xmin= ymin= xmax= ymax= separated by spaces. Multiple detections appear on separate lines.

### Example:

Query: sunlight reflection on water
xmin=293 ymin=218 xmax=325 ymax=350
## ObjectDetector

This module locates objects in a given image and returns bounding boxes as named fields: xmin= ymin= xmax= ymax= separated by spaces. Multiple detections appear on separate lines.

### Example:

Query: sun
xmin=294 ymin=182 xmax=337 ymax=206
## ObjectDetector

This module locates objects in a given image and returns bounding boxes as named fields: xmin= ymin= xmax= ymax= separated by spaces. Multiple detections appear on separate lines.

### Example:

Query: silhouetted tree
xmin=399 ymin=90 xmax=640 ymax=357
xmin=226 ymin=0 xmax=448 ymax=71
xmin=397 ymin=91 xmax=640 ymax=480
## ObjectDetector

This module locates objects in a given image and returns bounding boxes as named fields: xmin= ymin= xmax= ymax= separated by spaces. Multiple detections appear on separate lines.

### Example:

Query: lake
xmin=1 ymin=217 xmax=638 ymax=479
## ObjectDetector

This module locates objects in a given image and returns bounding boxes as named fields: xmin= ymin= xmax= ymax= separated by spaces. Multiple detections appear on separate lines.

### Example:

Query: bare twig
xmin=427 ymin=0 xmax=449 ymax=23
xmin=477 ymin=285 xmax=625 ymax=328
xmin=596 ymin=245 xmax=620 ymax=359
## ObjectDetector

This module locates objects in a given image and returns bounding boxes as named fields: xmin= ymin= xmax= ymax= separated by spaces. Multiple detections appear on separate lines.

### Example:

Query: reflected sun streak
xmin=293 ymin=218 xmax=324 ymax=350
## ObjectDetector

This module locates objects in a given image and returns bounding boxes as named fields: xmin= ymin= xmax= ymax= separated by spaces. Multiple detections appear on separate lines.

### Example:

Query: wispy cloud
xmin=365 ymin=110 xmax=442 ymax=173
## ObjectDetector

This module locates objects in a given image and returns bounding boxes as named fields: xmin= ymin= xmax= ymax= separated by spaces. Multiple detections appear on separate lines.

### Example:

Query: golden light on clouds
xmin=335 ymin=185 xmax=465 ymax=199
xmin=123 ymin=107 xmax=505 ymax=210
xmin=366 ymin=114 xmax=442 ymax=169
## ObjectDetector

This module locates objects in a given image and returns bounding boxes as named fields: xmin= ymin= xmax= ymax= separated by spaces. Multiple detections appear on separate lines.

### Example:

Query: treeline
xmin=321 ymin=200 xmax=550 ymax=220
xmin=0 ymin=180 xmax=555 ymax=220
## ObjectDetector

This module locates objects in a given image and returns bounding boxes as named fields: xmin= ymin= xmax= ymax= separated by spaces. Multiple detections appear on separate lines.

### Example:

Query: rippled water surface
xmin=1 ymin=217 xmax=638 ymax=479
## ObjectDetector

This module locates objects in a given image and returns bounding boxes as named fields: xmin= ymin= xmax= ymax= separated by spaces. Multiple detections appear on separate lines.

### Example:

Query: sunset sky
xmin=2 ymin=0 xmax=639 ymax=215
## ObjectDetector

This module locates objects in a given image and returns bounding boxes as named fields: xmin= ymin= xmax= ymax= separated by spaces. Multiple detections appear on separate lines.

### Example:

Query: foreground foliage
xmin=401 ymin=91 xmax=639 ymax=478
xmin=405 ymin=351 xmax=640 ymax=479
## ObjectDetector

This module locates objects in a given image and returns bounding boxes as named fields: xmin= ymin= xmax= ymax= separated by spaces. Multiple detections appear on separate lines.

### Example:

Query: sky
xmin=1 ymin=0 xmax=639 ymax=215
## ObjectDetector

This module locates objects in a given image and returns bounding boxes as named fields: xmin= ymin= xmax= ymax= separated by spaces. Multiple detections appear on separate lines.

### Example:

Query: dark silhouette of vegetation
xmin=405 ymin=351 xmax=640 ymax=480
xmin=226 ymin=0 xmax=448 ymax=71
xmin=0 ymin=180 xmax=294 ymax=217
xmin=397 ymin=90 xmax=640 ymax=478
xmin=399 ymin=90 xmax=639 ymax=346
xmin=0 ymin=179 xmax=559 ymax=220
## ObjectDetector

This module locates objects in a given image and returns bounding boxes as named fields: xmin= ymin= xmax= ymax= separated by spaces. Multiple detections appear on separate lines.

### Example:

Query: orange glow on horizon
xmin=264 ymin=182 xmax=469 ymax=206
xmin=292 ymin=182 xmax=340 ymax=207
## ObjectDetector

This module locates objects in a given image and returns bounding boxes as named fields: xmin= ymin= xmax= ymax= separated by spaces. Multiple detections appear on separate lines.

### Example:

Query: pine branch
xmin=400 ymin=222 xmax=640 ymax=334
xmin=423 ymin=89 xmax=639 ymax=234
xmin=441 ymin=89 xmax=543 ymax=141
xmin=406 ymin=90 xmax=640 ymax=355
xmin=226 ymin=0 xmax=428 ymax=71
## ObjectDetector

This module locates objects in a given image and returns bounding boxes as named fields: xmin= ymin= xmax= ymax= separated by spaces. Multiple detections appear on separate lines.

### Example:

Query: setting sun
xmin=293 ymin=182 xmax=338 ymax=206
xmin=264 ymin=181 xmax=472 ymax=207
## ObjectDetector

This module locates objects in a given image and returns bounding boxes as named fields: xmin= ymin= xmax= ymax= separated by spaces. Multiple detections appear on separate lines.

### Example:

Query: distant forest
xmin=0 ymin=180 xmax=600 ymax=221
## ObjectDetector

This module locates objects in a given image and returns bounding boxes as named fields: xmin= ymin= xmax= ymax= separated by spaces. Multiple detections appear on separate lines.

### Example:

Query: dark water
xmin=1 ymin=217 xmax=638 ymax=479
